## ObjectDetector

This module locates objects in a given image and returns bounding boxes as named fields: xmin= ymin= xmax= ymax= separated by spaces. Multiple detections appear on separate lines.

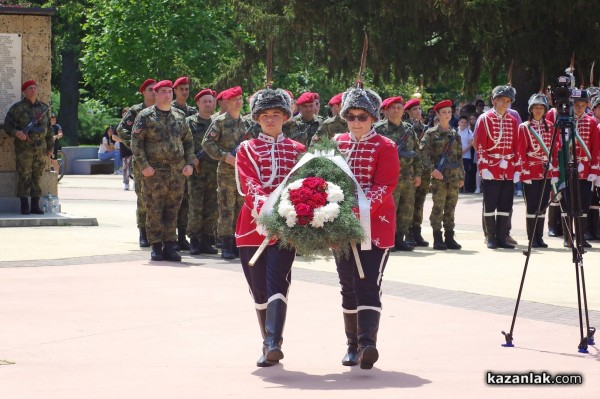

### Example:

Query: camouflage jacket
xmin=117 ymin=102 xmax=147 ymax=146
xmin=293 ymin=114 xmax=323 ymax=145
xmin=407 ymin=118 xmax=428 ymax=141
xmin=202 ymin=111 xmax=252 ymax=163
xmin=171 ymin=100 xmax=198 ymax=118
xmin=312 ymin=114 xmax=347 ymax=143
xmin=420 ymin=126 xmax=464 ymax=182
xmin=186 ymin=114 xmax=217 ymax=165
xmin=3 ymin=99 xmax=52 ymax=151
xmin=242 ymin=113 xmax=262 ymax=138
xmin=282 ymin=118 xmax=306 ymax=145
xmin=131 ymin=106 xmax=194 ymax=171
xmin=374 ymin=119 xmax=422 ymax=179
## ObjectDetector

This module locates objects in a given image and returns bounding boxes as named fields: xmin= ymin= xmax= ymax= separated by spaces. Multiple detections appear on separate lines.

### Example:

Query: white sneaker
xmin=474 ymin=187 xmax=481 ymax=194
xmin=516 ymin=190 xmax=523 ymax=197
xmin=124 ymin=183 xmax=129 ymax=191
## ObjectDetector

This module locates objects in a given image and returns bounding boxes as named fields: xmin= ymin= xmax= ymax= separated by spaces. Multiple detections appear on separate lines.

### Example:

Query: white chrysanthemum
xmin=326 ymin=183 xmax=344 ymax=203
xmin=286 ymin=179 xmax=304 ymax=190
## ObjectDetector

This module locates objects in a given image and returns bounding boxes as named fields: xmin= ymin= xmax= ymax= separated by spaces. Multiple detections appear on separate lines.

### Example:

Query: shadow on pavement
xmin=252 ymin=365 xmax=431 ymax=390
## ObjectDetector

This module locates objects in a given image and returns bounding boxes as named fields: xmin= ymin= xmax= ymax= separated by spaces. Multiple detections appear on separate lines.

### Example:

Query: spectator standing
xmin=457 ymin=115 xmax=474 ymax=193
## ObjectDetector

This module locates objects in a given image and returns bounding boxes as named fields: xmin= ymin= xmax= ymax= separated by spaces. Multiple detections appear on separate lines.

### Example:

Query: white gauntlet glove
xmin=481 ymin=169 xmax=494 ymax=180
xmin=513 ymin=172 xmax=521 ymax=184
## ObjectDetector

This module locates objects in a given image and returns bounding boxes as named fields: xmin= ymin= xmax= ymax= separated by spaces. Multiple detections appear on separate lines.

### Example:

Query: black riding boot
xmin=20 ymin=197 xmax=30 ymax=215
xmin=444 ymin=230 xmax=462 ymax=250
xmin=163 ymin=242 xmax=182 ymax=261
xmin=177 ymin=228 xmax=190 ymax=251
xmin=357 ymin=309 xmax=380 ymax=370
xmin=30 ymin=197 xmax=44 ymax=214
xmin=432 ymin=230 xmax=447 ymax=250
xmin=221 ymin=236 xmax=236 ymax=260
xmin=411 ymin=225 xmax=429 ymax=247
xmin=547 ymin=205 xmax=563 ymax=237
xmin=255 ymin=308 xmax=277 ymax=367
xmin=589 ymin=209 xmax=600 ymax=240
xmin=535 ymin=217 xmax=548 ymax=248
xmin=526 ymin=217 xmax=539 ymax=248
xmin=263 ymin=299 xmax=287 ymax=363
xmin=199 ymin=234 xmax=219 ymax=254
xmin=342 ymin=312 xmax=359 ymax=366
xmin=139 ymin=228 xmax=150 ymax=248
xmin=484 ymin=215 xmax=498 ymax=249
xmin=496 ymin=215 xmax=515 ymax=249
xmin=150 ymin=243 xmax=164 ymax=261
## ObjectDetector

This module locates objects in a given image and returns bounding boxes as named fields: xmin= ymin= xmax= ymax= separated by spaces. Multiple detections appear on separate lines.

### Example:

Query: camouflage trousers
xmin=177 ymin=180 xmax=189 ymax=230
xmin=187 ymin=160 xmax=218 ymax=238
xmin=15 ymin=147 xmax=47 ymax=197
xmin=429 ymin=178 xmax=460 ymax=232
xmin=216 ymin=164 xmax=243 ymax=237
xmin=392 ymin=177 xmax=416 ymax=235
xmin=142 ymin=167 xmax=185 ymax=244
xmin=133 ymin=159 xmax=146 ymax=229
xmin=412 ymin=172 xmax=431 ymax=228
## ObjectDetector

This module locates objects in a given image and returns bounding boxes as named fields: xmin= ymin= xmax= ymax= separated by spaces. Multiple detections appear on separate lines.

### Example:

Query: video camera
xmin=551 ymin=73 xmax=588 ymax=117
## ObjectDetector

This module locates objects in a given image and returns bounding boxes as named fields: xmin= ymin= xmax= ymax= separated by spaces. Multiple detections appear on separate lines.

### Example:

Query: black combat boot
xmin=342 ymin=312 xmax=359 ymax=366
xmin=432 ymin=230 xmax=447 ymax=250
xmin=20 ymin=197 xmax=30 ymax=215
xmin=139 ymin=228 xmax=150 ymax=248
xmin=411 ymin=225 xmax=429 ymax=247
xmin=163 ymin=242 xmax=182 ymax=261
xmin=221 ymin=236 xmax=237 ymax=260
xmin=177 ymin=228 xmax=191 ymax=251
xmin=150 ymin=243 xmax=164 ymax=261
xmin=496 ymin=215 xmax=515 ymax=249
xmin=30 ymin=197 xmax=44 ymax=214
xmin=255 ymin=308 xmax=277 ymax=367
xmin=189 ymin=236 xmax=201 ymax=255
xmin=526 ymin=217 xmax=539 ymax=248
xmin=444 ymin=230 xmax=462 ymax=250
xmin=263 ymin=298 xmax=287 ymax=363
xmin=357 ymin=309 xmax=380 ymax=370
xmin=395 ymin=234 xmax=415 ymax=251
xmin=199 ymin=234 xmax=219 ymax=254
xmin=484 ymin=215 xmax=498 ymax=249
xmin=535 ymin=217 xmax=548 ymax=248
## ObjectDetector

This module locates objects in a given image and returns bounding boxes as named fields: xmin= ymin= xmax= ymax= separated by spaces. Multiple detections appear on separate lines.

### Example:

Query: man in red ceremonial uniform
xmin=333 ymin=86 xmax=399 ymax=370
xmin=236 ymin=88 xmax=306 ymax=367
xmin=475 ymin=85 xmax=521 ymax=249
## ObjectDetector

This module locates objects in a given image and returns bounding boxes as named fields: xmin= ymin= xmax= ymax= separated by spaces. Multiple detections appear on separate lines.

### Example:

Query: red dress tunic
xmin=571 ymin=114 xmax=600 ymax=180
xmin=235 ymin=132 xmax=306 ymax=247
xmin=518 ymin=119 xmax=559 ymax=181
xmin=475 ymin=109 xmax=521 ymax=180
xmin=334 ymin=130 xmax=400 ymax=249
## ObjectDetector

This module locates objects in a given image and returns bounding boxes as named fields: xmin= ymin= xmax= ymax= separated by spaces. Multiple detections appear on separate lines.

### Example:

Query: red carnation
xmin=304 ymin=177 xmax=327 ymax=191
xmin=311 ymin=193 xmax=327 ymax=207
xmin=295 ymin=203 xmax=312 ymax=217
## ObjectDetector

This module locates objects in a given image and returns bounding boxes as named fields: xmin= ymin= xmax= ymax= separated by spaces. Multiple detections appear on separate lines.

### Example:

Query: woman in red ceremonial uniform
xmin=333 ymin=87 xmax=399 ymax=369
xmin=518 ymin=93 xmax=559 ymax=248
xmin=235 ymin=89 xmax=306 ymax=367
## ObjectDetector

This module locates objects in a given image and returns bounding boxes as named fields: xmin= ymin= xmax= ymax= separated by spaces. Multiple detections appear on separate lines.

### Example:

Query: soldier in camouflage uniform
xmin=293 ymin=92 xmax=322 ymax=145
xmin=186 ymin=89 xmax=219 ymax=255
xmin=117 ymin=78 xmax=156 ymax=247
xmin=311 ymin=93 xmax=347 ymax=145
xmin=131 ymin=80 xmax=194 ymax=262
xmin=202 ymin=86 xmax=250 ymax=260
xmin=4 ymin=80 xmax=53 ymax=215
xmin=420 ymin=100 xmax=464 ymax=250
xmin=171 ymin=77 xmax=198 ymax=251
xmin=404 ymin=98 xmax=431 ymax=247
xmin=374 ymin=96 xmax=422 ymax=251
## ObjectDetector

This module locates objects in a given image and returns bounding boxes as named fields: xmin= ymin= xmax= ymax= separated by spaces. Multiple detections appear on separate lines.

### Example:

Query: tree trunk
xmin=58 ymin=49 xmax=80 ymax=145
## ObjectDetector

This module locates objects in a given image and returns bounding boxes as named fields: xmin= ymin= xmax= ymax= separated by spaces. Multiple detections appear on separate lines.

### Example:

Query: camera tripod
xmin=501 ymin=107 xmax=596 ymax=353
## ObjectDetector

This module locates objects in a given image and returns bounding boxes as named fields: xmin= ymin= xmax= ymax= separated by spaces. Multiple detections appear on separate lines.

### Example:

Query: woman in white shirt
xmin=98 ymin=125 xmax=122 ymax=174
xmin=457 ymin=115 xmax=473 ymax=192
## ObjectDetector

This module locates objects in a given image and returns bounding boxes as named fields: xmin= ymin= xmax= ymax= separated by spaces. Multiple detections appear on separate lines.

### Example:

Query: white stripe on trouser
xmin=342 ymin=308 xmax=358 ymax=314
xmin=526 ymin=214 xmax=537 ymax=218
xmin=496 ymin=212 xmax=510 ymax=216
xmin=357 ymin=305 xmax=381 ymax=313
xmin=377 ymin=248 xmax=389 ymax=301
xmin=483 ymin=212 xmax=495 ymax=217
xmin=268 ymin=293 xmax=288 ymax=304
xmin=255 ymin=302 xmax=267 ymax=310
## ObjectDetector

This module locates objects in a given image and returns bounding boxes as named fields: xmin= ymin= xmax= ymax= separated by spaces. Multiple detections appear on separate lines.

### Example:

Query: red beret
xmin=328 ymin=93 xmax=343 ymax=106
xmin=296 ymin=92 xmax=315 ymax=105
xmin=21 ymin=80 xmax=37 ymax=92
xmin=404 ymin=98 xmax=421 ymax=110
xmin=434 ymin=99 xmax=453 ymax=111
xmin=284 ymin=90 xmax=294 ymax=100
xmin=221 ymin=86 xmax=243 ymax=100
xmin=312 ymin=92 xmax=320 ymax=100
xmin=381 ymin=96 xmax=404 ymax=110
xmin=153 ymin=80 xmax=173 ymax=91
xmin=173 ymin=77 xmax=190 ymax=88
xmin=194 ymin=89 xmax=217 ymax=102
xmin=139 ymin=79 xmax=156 ymax=93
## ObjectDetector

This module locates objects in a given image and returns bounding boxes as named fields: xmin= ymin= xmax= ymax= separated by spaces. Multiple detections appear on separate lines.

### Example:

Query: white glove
xmin=481 ymin=169 xmax=494 ymax=180
xmin=551 ymin=177 xmax=559 ymax=184
xmin=513 ymin=172 xmax=521 ymax=183
xmin=587 ymin=174 xmax=597 ymax=182
xmin=523 ymin=180 xmax=532 ymax=184
xmin=595 ymin=176 xmax=600 ymax=187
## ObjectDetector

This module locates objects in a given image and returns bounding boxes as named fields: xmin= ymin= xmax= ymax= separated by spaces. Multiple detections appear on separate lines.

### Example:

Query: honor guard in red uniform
xmin=518 ymin=93 xmax=559 ymax=248
xmin=235 ymin=89 xmax=306 ymax=367
xmin=333 ymin=86 xmax=399 ymax=370
xmin=588 ymin=95 xmax=600 ymax=240
xmin=475 ymin=85 xmax=521 ymax=249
